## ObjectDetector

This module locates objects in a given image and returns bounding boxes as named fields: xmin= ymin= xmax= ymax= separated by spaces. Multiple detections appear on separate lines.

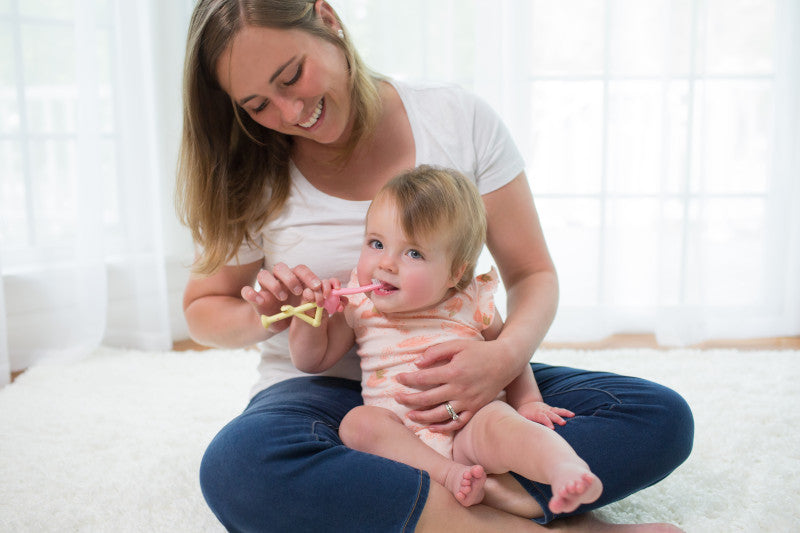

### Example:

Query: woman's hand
xmin=393 ymin=338 xmax=522 ymax=432
xmin=240 ymin=262 xmax=323 ymax=333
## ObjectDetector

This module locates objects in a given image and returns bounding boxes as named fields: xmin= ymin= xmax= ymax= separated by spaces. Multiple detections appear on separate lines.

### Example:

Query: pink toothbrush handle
xmin=323 ymin=283 xmax=382 ymax=314
xmin=331 ymin=283 xmax=383 ymax=296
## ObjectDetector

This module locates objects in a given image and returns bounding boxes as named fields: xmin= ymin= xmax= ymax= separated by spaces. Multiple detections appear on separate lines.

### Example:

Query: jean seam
xmin=400 ymin=471 xmax=426 ymax=532
xmin=311 ymin=420 xmax=339 ymax=442
xmin=544 ymin=387 xmax=622 ymax=416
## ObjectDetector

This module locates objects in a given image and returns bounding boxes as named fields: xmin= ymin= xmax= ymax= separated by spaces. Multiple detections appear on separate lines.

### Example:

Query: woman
xmin=177 ymin=1 xmax=694 ymax=531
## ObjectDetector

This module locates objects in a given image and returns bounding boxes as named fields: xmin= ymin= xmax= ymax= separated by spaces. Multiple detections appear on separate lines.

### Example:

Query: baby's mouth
xmin=372 ymin=280 xmax=398 ymax=295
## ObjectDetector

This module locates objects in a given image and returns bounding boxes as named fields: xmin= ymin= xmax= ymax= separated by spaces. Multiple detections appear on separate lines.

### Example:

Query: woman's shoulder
xmin=389 ymin=78 xmax=478 ymax=113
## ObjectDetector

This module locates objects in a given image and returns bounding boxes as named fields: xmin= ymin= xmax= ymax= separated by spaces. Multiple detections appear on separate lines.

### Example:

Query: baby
xmin=288 ymin=165 xmax=602 ymax=514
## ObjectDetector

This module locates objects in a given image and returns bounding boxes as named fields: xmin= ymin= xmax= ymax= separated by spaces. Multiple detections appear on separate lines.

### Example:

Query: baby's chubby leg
xmin=340 ymin=405 xmax=487 ymax=506
xmin=452 ymin=401 xmax=602 ymax=514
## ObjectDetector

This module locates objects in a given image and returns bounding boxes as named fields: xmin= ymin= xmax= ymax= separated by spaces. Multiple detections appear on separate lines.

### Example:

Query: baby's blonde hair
xmin=372 ymin=165 xmax=487 ymax=290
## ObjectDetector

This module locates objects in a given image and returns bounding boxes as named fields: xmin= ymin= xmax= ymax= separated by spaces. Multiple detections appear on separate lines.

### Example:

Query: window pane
xmin=22 ymin=23 xmax=76 ymax=134
xmin=608 ymin=0 xmax=694 ymax=77
xmin=691 ymin=80 xmax=772 ymax=194
xmin=685 ymin=198 xmax=766 ymax=306
xmin=529 ymin=0 xmax=605 ymax=76
xmin=29 ymin=139 xmax=77 ymax=244
xmin=537 ymin=198 xmax=601 ymax=306
xmin=528 ymin=81 xmax=603 ymax=194
xmin=604 ymin=198 xmax=663 ymax=306
xmin=19 ymin=0 xmax=75 ymax=19
xmin=98 ymin=138 xmax=119 ymax=228
xmin=606 ymin=80 xmax=690 ymax=195
xmin=21 ymin=23 xmax=74 ymax=85
xmin=705 ymin=0 xmax=774 ymax=75
xmin=0 ymin=22 xmax=18 ymax=135
xmin=0 ymin=22 xmax=13 ymax=85
xmin=348 ymin=0 xmax=476 ymax=82
xmin=94 ymin=27 xmax=115 ymax=134
xmin=657 ymin=199 xmax=691 ymax=306
xmin=0 ymin=140 xmax=27 ymax=248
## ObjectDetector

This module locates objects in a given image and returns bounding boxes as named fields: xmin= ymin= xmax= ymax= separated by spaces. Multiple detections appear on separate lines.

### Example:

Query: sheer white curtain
xmin=2 ymin=1 xmax=798 ymax=385
xmin=0 ymin=0 xmax=192 ymax=383
xmin=338 ymin=0 xmax=800 ymax=345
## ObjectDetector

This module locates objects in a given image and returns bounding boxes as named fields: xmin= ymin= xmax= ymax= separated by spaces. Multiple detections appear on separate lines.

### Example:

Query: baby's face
xmin=357 ymin=197 xmax=458 ymax=315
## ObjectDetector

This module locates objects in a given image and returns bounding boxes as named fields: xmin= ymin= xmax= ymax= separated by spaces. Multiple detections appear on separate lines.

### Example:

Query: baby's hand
xmin=516 ymin=401 xmax=575 ymax=429
xmin=301 ymin=278 xmax=345 ymax=314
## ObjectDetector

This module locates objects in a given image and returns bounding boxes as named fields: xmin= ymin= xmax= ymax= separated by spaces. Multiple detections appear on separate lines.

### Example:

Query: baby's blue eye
xmin=407 ymin=249 xmax=423 ymax=259
xmin=369 ymin=239 xmax=383 ymax=250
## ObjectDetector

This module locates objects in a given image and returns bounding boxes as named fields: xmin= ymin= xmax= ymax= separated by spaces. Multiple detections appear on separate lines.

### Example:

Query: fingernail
xmin=279 ymin=291 xmax=288 ymax=300
xmin=292 ymin=286 xmax=302 ymax=295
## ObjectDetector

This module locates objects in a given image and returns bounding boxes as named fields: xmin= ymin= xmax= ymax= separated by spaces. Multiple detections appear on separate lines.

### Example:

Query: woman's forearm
xmin=497 ymin=269 xmax=559 ymax=375
xmin=185 ymin=294 xmax=269 ymax=348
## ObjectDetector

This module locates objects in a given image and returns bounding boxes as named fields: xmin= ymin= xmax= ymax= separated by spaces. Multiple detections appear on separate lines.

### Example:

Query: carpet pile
xmin=1 ymin=346 xmax=798 ymax=532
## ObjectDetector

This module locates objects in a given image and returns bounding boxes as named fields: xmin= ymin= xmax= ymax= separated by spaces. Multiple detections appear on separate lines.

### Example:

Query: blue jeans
xmin=200 ymin=364 xmax=694 ymax=532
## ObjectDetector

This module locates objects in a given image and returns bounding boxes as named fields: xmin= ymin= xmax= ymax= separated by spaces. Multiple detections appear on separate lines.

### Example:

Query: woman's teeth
xmin=298 ymin=99 xmax=323 ymax=128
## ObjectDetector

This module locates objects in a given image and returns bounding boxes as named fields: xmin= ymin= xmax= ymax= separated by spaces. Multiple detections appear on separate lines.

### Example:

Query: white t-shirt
xmin=233 ymin=79 xmax=526 ymax=397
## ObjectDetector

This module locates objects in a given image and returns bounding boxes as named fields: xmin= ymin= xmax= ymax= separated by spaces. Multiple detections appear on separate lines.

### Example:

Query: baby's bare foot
xmin=548 ymin=467 xmax=603 ymax=514
xmin=445 ymin=464 xmax=487 ymax=507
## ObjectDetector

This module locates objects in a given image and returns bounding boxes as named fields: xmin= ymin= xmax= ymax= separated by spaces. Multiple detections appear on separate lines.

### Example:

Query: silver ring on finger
xmin=444 ymin=402 xmax=459 ymax=421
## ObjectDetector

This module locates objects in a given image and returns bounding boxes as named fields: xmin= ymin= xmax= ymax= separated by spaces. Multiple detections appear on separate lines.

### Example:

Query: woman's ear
xmin=314 ymin=0 xmax=340 ymax=31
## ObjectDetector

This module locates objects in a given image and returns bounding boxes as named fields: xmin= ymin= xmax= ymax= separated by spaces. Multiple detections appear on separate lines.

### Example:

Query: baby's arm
xmin=507 ymin=364 xmax=575 ymax=429
xmin=288 ymin=282 xmax=355 ymax=374
xmin=484 ymin=312 xmax=575 ymax=429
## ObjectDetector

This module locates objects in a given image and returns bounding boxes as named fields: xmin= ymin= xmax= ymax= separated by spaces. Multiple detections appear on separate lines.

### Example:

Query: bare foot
xmin=444 ymin=464 xmax=487 ymax=506
xmin=548 ymin=465 xmax=603 ymax=514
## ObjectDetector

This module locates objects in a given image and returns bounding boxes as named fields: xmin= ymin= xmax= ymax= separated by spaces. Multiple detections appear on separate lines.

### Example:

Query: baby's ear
xmin=450 ymin=263 xmax=468 ymax=287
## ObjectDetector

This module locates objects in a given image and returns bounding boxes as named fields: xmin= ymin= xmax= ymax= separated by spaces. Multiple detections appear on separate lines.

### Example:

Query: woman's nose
xmin=273 ymin=95 xmax=304 ymax=125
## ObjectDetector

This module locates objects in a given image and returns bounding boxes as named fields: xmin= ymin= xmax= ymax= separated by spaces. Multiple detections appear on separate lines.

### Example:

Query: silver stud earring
xmin=337 ymin=29 xmax=344 ymax=39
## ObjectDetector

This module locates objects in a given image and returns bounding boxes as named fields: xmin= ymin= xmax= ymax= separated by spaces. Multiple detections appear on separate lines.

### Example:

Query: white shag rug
xmin=1 ymin=346 xmax=799 ymax=532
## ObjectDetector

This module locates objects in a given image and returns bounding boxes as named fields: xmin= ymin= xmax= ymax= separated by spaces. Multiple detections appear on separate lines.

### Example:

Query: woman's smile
xmin=298 ymin=98 xmax=324 ymax=129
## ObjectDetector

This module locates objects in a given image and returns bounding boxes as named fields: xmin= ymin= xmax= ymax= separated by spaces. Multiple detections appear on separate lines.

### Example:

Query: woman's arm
xmin=183 ymin=260 xmax=268 ymax=348
xmin=183 ymin=259 xmax=325 ymax=348
xmin=395 ymin=172 xmax=559 ymax=429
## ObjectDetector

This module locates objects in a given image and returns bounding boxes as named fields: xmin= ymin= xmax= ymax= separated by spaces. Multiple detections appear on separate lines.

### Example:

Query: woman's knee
xmin=200 ymin=409 xmax=336 ymax=530
xmin=649 ymin=383 xmax=694 ymax=468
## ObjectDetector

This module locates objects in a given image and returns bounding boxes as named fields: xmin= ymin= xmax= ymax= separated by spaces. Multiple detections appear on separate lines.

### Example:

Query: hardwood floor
xmin=171 ymin=334 xmax=800 ymax=352
xmin=540 ymin=333 xmax=800 ymax=351
xmin=174 ymin=335 xmax=800 ymax=352
xmin=8 ymin=335 xmax=800 ymax=385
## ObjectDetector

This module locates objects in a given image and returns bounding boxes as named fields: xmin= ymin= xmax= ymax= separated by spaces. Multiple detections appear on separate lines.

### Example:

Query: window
xmin=1 ymin=0 xmax=122 ymax=269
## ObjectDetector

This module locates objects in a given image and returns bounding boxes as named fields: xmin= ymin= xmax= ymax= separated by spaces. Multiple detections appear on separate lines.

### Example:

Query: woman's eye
xmin=253 ymin=100 xmax=268 ymax=113
xmin=284 ymin=63 xmax=303 ymax=86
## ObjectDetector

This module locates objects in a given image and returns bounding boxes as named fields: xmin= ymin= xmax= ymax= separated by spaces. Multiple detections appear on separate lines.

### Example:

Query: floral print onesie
xmin=344 ymin=268 xmax=498 ymax=458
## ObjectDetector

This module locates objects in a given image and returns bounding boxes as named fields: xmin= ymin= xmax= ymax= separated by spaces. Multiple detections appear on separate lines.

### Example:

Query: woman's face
xmin=215 ymin=24 xmax=352 ymax=145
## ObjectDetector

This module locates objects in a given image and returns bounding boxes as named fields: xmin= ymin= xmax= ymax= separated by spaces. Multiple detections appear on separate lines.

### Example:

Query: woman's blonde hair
xmin=177 ymin=0 xmax=382 ymax=275
xmin=372 ymin=166 xmax=487 ymax=290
